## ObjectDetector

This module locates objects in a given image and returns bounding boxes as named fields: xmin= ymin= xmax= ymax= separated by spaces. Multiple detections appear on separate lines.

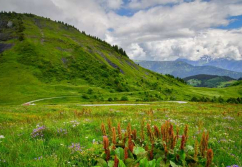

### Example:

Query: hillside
xmin=0 ymin=12 xmax=191 ymax=104
xmin=178 ymin=56 xmax=242 ymax=72
xmin=184 ymin=74 xmax=236 ymax=88
xmin=135 ymin=60 xmax=242 ymax=79
xmin=0 ymin=12 xmax=242 ymax=105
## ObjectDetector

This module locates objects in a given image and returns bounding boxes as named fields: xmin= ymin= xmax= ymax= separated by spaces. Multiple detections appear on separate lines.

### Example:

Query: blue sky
xmin=218 ymin=15 xmax=242 ymax=29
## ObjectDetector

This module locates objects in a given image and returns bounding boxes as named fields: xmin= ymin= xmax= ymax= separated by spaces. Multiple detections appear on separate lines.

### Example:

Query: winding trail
xmin=22 ymin=96 xmax=187 ymax=106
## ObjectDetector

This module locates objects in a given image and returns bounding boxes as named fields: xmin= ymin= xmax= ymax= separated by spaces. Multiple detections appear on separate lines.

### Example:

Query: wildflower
xmin=180 ymin=135 xmax=185 ymax=150
xmin=101 ymin=123 xmax=107 ymax=136
xmin=31 ymin=126 xmax=45 ymax=138
xmin=0 ymin=135 xmax=5 ymax=139
xmin=154 ymin=125 xmax=160 ymax=138
xmin=112 ymin=127 xmax=116 ymax=148
xmin=127 ymin=123 xmax=132 ymax=138
xmin=114 ymin=155 xmax=119 ymax=167
xmin=117 ymin=123 xmax=122 ymax=141
xmin=206 ymin=149 xmax=213 ymax=167
xmin=184 ymin=124 xmax=188 ymax=143
xmin=194 ymin=140 xmax=198 ymax=160
xmin=124 ymin=147 xmax=129 ymax=160
xmin=132 ymin=129 xmax=137 ymax=141
xmin=107 ymin=118 xmax=112 ymax=135
xmin=200 ymin=131 xmax=209 ymax=157
xmin=69 ymin=143 xmax=82 ymax=153
xmin=103 ymin=136 xmax=110 ymax=161
xmin=128 ymin=136 xmax=134 ymax=152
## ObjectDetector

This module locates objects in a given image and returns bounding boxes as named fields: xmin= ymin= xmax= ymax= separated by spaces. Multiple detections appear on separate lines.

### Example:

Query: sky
xmin=1 ymin=0 xmax=242 ymax=61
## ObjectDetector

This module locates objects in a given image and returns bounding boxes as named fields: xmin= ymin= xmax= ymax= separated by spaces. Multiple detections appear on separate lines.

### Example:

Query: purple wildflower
xmin=31 ymin=126 xmax=46 ymax=138
xmin=69 ymin=143 xmax=82 ymax=153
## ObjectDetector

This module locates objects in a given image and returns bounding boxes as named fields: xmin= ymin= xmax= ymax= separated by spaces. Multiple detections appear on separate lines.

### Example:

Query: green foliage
xmin=121 ymin=96 xmax=128 ymax=101
xmin=108 ymin=97 xmax=113 ymax=101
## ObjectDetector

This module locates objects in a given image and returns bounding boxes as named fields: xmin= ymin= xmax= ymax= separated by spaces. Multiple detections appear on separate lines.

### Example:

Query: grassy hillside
xmin=135 ymin=60 xmax=242 ymax=79
xmin=184 ymin=74 xmax=236 ymax=88
xmin=0 ymin=12 xmax=242 ymax=105
xmin=0 ymin=12 xmax=190 ymax=105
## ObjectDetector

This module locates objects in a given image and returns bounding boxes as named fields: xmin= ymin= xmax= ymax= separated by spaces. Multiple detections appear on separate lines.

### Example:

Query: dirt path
xmin=22 ymin=96 xmax=187 ymax=106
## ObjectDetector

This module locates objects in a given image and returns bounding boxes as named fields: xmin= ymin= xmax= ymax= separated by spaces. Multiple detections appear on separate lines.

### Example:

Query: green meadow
xmin=0 ymin=102 xmax=241 ymax=166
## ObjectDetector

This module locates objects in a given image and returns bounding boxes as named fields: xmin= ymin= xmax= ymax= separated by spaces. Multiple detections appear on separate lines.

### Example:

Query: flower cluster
xmin=34 ymin=156 xmax=43 ymax=160
xmin=69 ymin=120 xmax=80 ymax=127
xmin=31 ymin=126 xmax=46 ymax=138
xmin=57 ymin=128 xmax=67 ymax=135
xmin=69 ymin=143 xmax=82 ymax=153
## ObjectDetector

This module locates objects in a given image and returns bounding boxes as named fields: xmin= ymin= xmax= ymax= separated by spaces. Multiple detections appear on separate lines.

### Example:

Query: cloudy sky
xmin=1 ymin=0 xmax=242 ymax=61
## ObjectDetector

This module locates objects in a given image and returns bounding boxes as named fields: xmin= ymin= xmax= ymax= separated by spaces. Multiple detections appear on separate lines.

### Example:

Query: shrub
xmin=108 ymin=97 xmax=113 ymax=102
xmin=87 ymin=88 xmax=93 ymax=94
xmin=82 ymin=94 xmax=89 ymax=99
xmin=120 ymin=96 xmax=128 ymax=101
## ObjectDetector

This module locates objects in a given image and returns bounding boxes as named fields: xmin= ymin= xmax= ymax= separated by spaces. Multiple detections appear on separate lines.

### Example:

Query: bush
xmin=120 ymin=96 xmax=128 ymax=101
xmin=191 ymin=97 xmax=198 ymax=102
xmin=87 ymin=88 xmax=93 ymax=94
xmin=82 ymin=94 xmax=89 ymax=99
xmin=108 ymin=97 xmax=113 ymax=102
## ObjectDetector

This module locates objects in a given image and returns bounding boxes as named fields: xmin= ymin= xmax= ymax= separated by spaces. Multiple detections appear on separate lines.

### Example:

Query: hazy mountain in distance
xmin=177 ymin=56 xmax=242 ymax=72
xmin=135 ymin=60 xmax=242 ymax=79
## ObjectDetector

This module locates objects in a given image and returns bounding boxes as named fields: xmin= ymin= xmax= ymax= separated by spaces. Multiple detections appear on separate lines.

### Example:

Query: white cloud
xmin=128 ymin=28 xmax=242 ymax=61
xmin=1 ymin=0 xmax=242 ymax=61
xmin=128 ymin=0 xmax=182 ymax=9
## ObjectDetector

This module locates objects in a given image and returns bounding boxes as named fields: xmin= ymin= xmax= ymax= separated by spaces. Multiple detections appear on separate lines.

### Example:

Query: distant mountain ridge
xmin=177 ymin=56 xmax=242 ymax=73
xmin=135 ymin=60 xmax=242 ymax=79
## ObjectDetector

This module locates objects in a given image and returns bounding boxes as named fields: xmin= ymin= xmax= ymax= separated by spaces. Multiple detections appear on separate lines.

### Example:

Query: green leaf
xmin=139 ymin=158 xmax=149 ymax=167
xmin=108 ymin=160 xmax=114 ymax=167
xmin=133 ymin=146 xmax=146 ymax=155
xmin=170 ymin=161 xmax=182 ymax=167
xmin=156 ymin=158 xmax=162 ymax=167
xmin=118 ymin=159 xmax=126 ymax=167
xmin=115 ymin=147 xmax=124 ymax=161
xmin=133 ymin=146 xmax=147 ymax=159
xmin=186 ymin=145 xmax=194 ymax=152
xmin=148 ymin=159 xmax=157 ymax=167
xmin=124 ymin=158 xmax=135 ymax=167
xmin=178 ymin=150 xmax=186 ymax=161
xmin=96 ymin=158 xmax=108 ymax=167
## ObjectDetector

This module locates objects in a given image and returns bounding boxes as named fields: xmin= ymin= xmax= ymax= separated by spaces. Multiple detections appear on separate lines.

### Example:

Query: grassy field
xmin=0 ymin=102 xmax=241 ymax=166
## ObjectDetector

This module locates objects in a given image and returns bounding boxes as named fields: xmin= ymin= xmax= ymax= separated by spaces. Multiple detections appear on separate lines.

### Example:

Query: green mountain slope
xmin=0 ymin=12 xmax=191 ymax=104
xmin=184 ymin=74 xmax=236 ymax=88
xmin=135 ymin=60 xmax=242 ymax=79
xmin=0 ymin=12 xmax=241 ymax=105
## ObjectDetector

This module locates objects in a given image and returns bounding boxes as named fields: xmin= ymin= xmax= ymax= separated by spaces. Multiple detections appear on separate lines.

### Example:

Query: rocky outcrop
xmin=0 ymin=43 xmax=13 ymax=53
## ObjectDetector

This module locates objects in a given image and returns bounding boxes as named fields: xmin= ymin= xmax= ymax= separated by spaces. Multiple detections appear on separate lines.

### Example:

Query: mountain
xmin=178 ymin=56 xmax=242 ymax=72
xmin=0 ymin=12 xmax=191 ymax=104
xmin=183 ymin=74 xmax=236 ymax=88
xmin=135 ymin=60 xmax=242 ymax=79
